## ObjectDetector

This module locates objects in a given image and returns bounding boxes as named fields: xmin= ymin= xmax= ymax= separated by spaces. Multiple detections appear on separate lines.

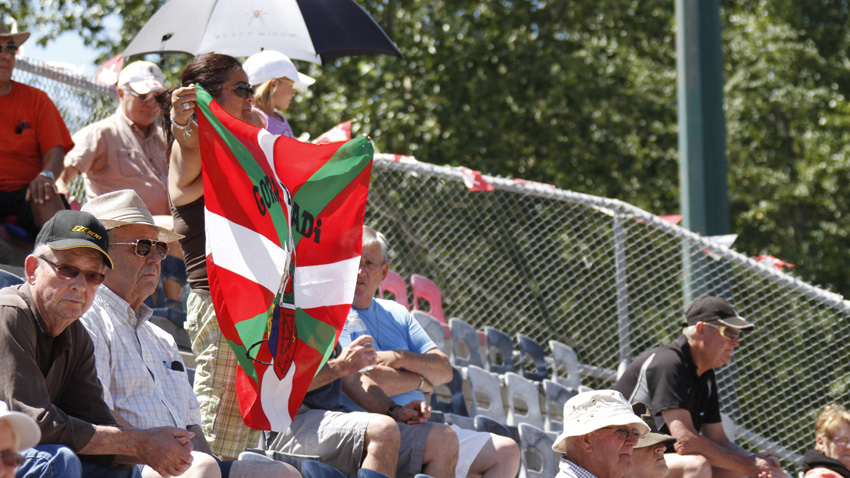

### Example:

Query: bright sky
xmin=20 ymin=18 xmax=120 ymax=77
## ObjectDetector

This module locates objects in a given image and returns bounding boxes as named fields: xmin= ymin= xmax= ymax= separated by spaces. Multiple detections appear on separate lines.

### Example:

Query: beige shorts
xmin=268 ymin=406 xmax=431 ymax=476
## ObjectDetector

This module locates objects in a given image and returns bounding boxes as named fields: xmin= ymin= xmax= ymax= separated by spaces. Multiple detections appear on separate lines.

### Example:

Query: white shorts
xmin=451 ymin=425 xmax=492 ymax=478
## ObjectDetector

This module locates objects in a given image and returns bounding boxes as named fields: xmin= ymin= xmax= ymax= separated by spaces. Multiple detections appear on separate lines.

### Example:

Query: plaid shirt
xmin=80 ymin=286 xmax=200 ymax=429
xmin=557 ymin=458 xmax=599 ymax=478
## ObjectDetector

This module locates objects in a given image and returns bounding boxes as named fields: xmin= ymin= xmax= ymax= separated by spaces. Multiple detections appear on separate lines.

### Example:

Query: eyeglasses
xmin=128 ymin=90 xmax=157 ymax=103
xmin=600 ymin=426 xmax=643 ymax=441
xmin=38 ymin=256 xmax=105 ymax=285
xmin=830 ymin=436 xmax=850 ymax=448
xmin=358 ymin=259 xmax=383 ymax=273
xmin=228 ymin=84 xmax=255 ymax=99
xmin=0 ymin=43 xmax=18 ymax=55
xmin=703 ymin=322 xmax=744 ymax=341
xmin=0 ymin=450 xmax=24 ymax=468
xmin=110 ymin=239 xmax=168 ymax=260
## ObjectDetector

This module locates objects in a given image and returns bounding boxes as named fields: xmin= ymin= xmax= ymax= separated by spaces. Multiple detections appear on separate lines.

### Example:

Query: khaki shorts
xmin=269 ymin=406 xmax=430 ymax=476
xmin=185 ymin=291 xmax=261 ymax=458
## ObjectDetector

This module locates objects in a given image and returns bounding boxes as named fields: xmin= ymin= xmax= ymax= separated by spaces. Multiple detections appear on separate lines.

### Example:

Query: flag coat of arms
xmin=195 ymin=85 xmax=373 ymax=431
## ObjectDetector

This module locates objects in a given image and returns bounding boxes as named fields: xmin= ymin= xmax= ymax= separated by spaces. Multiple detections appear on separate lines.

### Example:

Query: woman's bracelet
xmin=170 ymin=110 xmax=194 ymax=140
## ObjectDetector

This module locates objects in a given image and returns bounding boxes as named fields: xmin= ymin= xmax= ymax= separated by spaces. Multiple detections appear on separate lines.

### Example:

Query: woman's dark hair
xmin=181 ymin=53 xmax=243 ymax=96
xmin=160 ymin=53 xmax=244 ymax=147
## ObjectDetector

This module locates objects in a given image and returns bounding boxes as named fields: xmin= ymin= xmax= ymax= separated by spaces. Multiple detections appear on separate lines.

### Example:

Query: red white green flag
xmin=195 ymin=85 xmax=373 ymax=431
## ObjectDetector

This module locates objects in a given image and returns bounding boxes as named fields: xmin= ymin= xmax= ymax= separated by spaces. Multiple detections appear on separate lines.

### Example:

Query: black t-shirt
xmin=301 ymin=345 xmax=347 ymax=411
xmin=614 ymin=335 xmax=721 ymax=436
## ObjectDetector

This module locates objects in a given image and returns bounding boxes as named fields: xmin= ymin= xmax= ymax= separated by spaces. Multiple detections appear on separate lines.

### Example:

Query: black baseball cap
xmin=632 ymin=403 xmax=677 ymax=449
xmin=684 ymin=296 xmax=754 ymax=330
xmin=35 ymin=211 xmax=113 ymax=269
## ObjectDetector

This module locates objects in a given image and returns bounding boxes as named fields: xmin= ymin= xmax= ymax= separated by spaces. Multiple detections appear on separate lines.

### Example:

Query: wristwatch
xmin=386 ymin=404 xmax=402 ymax=417
xmin=38 ymin=170 xmax=55 ymax=180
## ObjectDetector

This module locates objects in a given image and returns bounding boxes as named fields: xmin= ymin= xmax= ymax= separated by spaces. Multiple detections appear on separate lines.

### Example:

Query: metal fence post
xmin=614 ymin=213 xmax=631 ymax=378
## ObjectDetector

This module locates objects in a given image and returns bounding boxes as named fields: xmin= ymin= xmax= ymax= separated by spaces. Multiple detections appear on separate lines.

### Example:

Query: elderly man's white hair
xmin=362 ymin=226 xmax=388 ymax=265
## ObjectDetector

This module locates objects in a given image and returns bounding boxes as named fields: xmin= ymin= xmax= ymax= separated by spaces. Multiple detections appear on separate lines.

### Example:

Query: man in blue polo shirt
xmin=341 ymin=226 xmax=520 ymax=478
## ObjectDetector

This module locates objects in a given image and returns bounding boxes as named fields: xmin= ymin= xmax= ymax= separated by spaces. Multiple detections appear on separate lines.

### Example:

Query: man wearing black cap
xmin=0 ymin=210 xmax=195 ymax=478
xmin=615 ymin=296 xmax=785 ymax=478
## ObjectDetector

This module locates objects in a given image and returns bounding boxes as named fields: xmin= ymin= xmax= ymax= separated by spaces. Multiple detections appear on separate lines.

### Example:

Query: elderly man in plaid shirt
xmin=78 ymin=190 xmax=300 ymax=478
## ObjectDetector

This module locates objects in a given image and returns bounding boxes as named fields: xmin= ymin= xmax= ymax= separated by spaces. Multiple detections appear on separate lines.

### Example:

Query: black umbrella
xmin=123 ymin=0 xmax=402 ymax=64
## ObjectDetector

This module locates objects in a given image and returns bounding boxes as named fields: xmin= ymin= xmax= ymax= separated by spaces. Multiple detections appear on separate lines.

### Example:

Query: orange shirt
xmin=0 ymin=82 xmax=74 ymax=191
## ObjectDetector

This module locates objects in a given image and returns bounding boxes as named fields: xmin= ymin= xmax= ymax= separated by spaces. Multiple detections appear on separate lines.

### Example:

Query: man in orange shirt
xmin=0 ymin=24 xmax=73 ymax=237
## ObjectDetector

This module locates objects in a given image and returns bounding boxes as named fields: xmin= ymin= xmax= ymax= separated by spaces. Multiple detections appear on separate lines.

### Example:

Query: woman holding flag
xmin=165 ymin=53 xmax=274 ymax=461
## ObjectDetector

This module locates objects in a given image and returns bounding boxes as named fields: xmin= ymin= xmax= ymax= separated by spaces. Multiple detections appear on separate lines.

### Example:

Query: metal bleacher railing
xmin=15 ymin=55 xmax=850 ymax=474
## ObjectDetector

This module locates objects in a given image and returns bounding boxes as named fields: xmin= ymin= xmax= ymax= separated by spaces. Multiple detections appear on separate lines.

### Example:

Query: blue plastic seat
xmin=484 ymin=326 xmax=517 ymax=374
xmin=302 ymin=460 xmax=346 ymax=478
xmin=358 ymin=469 xmax=391 ymax=478
xmin=517 ymin=335 xmax=548 ymax=382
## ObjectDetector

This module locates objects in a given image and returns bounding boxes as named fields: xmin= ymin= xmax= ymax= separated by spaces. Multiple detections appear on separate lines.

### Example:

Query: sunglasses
xmin=228 ymin=84 xmax=255 ymax=99
xmin=128 ymin=90 xmax=157 ymax=103
xmin=38 ymin=256 xmax=105 ymax=285
xmin=600 ymin=426 xmax=644 ymax=441
xmin=0 ymin=450 xmax=24 ymax=468
xmin=703 ymin=321 xmax=744 ymax=340
xmin=110 ymin=239 xmax=168 ymax=260
xmin=0 ymin=43 xmax=18 ymax=55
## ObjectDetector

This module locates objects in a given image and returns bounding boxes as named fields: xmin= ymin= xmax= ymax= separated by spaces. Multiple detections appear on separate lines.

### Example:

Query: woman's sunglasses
xmin=229 ymin=84 xmax=255 ymax=99
xmin=110 ymin=239 xmax=169 ymax=260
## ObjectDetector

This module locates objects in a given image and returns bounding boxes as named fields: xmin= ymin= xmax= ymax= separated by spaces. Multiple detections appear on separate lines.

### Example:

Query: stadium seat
xmin=484 ymin=326 xmax=517 ymax=374
xmin=430 ymin=365 xmax=469 ymax=416
xmin=413 ymin=310 xmax=448 ymax=353
xmin=240 ymin=449 xmax=316 ymax=472
xmin=549 ymin=340 xmax=581 ymax=389
xmin=542 ymin=379 xmax=576 ymax=433
xmin=505 ymin=372 xmax=545 ymax=429
xmin=449 ymin=318 xmax=485 ymax=369
xmin=517 ymin=423 xmax=559 ymax=478
xmin=443 ymin=413 xmax=476 ymax=430
xmin=0 ymin=269 xmax=24 ymax=288
xmin=517 ymin=335 xmax=549 ymax=382
xmin=467 ymin=365 xmax=507 ymax=424
xmin=358 ymin=469 xmax=391 ymax=478
xmin=474 ymin=415 xmax=515 ymax=440
xmin=379 ymin=269 xmax=409 ymax=308
xmin=410 ymin=273 xmax=446 ymax=323
xmin=302 ymin=460 xmax=347 ymax=478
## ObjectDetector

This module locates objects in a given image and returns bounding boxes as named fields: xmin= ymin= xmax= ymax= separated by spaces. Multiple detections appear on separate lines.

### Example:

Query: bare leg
xmin=665 ymin=453 xmax=712 ymax=478
xmin=142 ymin=451 xmax=221 ymax=478
xmin=362 ymin=415 xmax=401 ymax=477
xmin=712 ymin=466 xmax=748 ymax=478
xmin=421 ymin=424 xmax=458 ymax=478
xmin=467 ymin=434 xmax=521 ymax=478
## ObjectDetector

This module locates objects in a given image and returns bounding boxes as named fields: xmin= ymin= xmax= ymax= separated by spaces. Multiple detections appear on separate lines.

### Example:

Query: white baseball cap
xmin=552 ymin=390 xmax=649 ymax=453
xmin=118 ymin=61 xmax=165 ymax=95
xmin=243 ymin=50 xmax=315 ymax=90
xmin=0 ymin=400 xmax=41 ymax=450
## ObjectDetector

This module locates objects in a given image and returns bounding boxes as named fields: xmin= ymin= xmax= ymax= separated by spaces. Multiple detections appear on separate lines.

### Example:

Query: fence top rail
xmin=373 ymin=154 xmax=850 ymax=313
xmin=15 ymin=56 xmax=118 ymax=100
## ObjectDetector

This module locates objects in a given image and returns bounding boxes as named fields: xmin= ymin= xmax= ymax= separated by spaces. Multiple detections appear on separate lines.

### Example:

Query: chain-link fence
xmin=15 ymin=55 xmax=850 ymax=473
xmin=365 ymin=158 xmax=850 ymax=470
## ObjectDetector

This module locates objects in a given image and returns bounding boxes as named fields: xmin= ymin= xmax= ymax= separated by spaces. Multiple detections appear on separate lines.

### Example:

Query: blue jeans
xmin=16 ymin=445 xmax=141 ymax=478
xmin=16 ymin=445 xmax=80 ymax=478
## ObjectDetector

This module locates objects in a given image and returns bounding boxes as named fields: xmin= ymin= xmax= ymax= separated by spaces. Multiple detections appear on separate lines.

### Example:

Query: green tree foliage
xmin=7 ymin=0 xmax=850 ymax=296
